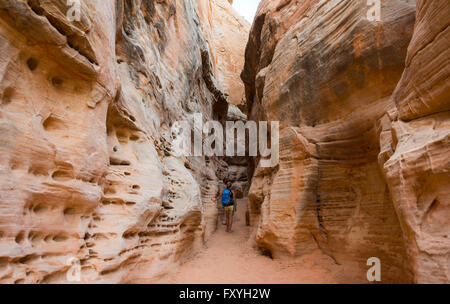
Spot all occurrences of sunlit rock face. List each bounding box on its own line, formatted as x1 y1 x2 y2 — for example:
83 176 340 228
242 0 422 283
0 0 248 283
198 0 250 107
379 0 450 284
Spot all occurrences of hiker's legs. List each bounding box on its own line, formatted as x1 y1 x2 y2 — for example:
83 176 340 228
225 210 229 231
222 208 226 225
226 208 233 232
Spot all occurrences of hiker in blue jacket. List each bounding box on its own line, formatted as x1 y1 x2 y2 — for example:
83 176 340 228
217 182 236 233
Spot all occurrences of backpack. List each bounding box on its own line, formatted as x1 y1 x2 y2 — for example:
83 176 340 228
221 189 232 206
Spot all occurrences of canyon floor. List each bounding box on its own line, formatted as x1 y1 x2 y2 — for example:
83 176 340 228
163 199 343 284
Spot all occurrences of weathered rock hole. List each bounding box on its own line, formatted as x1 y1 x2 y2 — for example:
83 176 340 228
100 268 117 276
162 201 174 210
18 254 38 264
15 232 25 244
28 232 43 243
53 235 68 242
51 77 63 88
132 185 140 190
26 58 38 71
32 204 48 214
43 116 65 131
113 146 119 152
184 162 192 170
124 172 131 176
10 161 22 171
258 247 273 259
109 158 119 165
63 208 76 215
109 158 131 166
2 87 14 104
52 170 72 181
123 232 136 239
104 187 116 195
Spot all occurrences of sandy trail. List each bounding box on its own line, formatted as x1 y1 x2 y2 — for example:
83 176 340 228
164 199 341 284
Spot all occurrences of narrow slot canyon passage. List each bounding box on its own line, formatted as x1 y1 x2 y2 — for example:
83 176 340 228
164 199 341 284
162 0 450 284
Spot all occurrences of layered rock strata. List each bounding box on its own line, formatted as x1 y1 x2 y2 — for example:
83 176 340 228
241 0 439 283
379 0 450 283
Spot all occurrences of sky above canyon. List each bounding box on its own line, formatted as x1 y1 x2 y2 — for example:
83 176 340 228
233 0 261 23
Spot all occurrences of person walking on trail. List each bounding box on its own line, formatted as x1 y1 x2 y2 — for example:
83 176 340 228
218 183 236 233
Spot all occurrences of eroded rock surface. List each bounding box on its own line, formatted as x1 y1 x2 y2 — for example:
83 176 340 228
0 0 248 283
199 0 250 107
242 0 434 283
380 0 450 283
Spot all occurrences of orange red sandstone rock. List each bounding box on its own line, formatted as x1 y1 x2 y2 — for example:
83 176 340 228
198 0 250 107
243 0 449 284
380 0 450 283
242 0 424 283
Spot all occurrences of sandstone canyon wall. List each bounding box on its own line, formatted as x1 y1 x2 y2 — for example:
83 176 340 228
242 0 448 283
379 0 450 283
0 0 248 283
199 0 250 107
